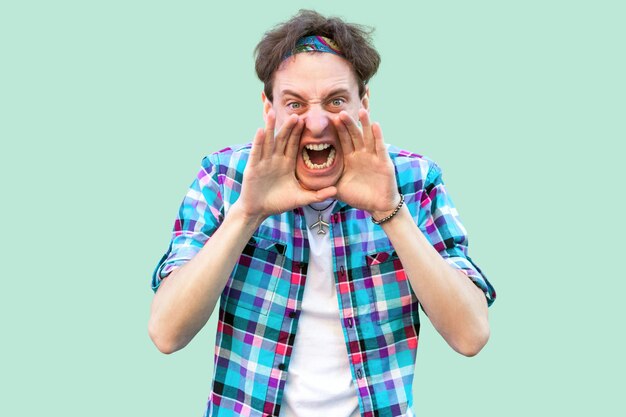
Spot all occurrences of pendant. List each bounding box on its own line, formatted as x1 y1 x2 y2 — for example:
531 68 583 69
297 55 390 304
309 211 329 235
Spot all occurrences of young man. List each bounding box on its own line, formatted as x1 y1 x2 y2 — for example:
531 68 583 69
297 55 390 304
149 9 496 417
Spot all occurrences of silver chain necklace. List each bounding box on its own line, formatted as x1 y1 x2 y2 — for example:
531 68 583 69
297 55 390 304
307 200 336 235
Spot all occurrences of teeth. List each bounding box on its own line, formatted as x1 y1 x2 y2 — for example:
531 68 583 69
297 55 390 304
303 147 336 170
305 143 331 151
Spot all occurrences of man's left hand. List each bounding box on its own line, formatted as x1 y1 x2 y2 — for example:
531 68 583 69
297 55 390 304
333 109 401 220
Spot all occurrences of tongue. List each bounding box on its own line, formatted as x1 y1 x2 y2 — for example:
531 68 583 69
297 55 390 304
308 148 331 164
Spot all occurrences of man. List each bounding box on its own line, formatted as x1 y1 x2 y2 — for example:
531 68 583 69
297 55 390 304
149 9 496 417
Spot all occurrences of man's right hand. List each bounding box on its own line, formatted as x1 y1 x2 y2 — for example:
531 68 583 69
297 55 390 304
235 109 337 224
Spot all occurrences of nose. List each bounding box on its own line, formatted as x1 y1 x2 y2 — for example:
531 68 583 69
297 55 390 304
303 105 330 137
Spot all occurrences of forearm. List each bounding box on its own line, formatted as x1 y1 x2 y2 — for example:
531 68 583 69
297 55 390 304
376 204 490 356
148 203 265 354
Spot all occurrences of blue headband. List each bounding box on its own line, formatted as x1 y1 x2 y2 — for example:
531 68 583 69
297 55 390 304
283 35 344 60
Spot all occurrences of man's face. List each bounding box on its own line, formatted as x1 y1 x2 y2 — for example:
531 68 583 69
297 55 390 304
263 52 369 191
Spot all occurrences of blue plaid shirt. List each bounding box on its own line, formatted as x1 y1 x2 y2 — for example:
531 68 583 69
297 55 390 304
152 143 496 417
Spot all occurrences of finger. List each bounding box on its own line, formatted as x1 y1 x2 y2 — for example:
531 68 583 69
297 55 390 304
359 109 375 153
314 186 338 202
297 185 338 207
340 111 365 150
372 122 387 155
262 109 276 159
249 128 265 163
332 114 354 154
285 117 304 160
275 114 298 156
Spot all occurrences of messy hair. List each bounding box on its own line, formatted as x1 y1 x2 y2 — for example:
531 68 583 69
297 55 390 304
254 9 381 101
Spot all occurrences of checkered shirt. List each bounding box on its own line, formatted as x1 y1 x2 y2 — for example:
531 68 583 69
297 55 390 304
151 143 496 417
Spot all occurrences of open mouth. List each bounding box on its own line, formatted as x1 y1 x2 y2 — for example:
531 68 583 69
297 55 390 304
302 143 336 170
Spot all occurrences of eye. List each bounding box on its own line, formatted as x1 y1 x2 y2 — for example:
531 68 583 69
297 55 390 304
287 102 302 110
330 98 345 107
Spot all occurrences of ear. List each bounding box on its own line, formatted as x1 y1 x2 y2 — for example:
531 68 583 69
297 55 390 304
262 91 272 123
360 86 370 111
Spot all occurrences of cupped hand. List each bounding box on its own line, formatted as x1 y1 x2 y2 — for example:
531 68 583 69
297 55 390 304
236 110 337 223
333 109 401 220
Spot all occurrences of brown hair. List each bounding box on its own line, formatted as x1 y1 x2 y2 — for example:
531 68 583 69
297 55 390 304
254 9 381 102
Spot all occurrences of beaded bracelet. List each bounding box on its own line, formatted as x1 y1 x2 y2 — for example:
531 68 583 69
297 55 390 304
371 194 405 225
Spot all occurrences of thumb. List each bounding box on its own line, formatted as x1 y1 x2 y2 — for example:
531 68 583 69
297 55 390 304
298 186 338 206
314 186 338 201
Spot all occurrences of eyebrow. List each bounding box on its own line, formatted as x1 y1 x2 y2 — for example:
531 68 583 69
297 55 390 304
279 88 352 101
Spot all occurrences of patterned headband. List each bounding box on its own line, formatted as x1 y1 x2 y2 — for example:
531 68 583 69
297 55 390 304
283 35 344 60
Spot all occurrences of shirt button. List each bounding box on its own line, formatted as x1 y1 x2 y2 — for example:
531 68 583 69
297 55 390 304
288 311 297 318
356 369 363 379
333 213 339 222
278 363 286 371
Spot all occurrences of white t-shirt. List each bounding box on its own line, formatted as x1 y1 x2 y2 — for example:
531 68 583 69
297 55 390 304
278 200 360 417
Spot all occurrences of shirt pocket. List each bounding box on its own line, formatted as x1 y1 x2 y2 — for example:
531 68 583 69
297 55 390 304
224 235 286 316
365 248 419 324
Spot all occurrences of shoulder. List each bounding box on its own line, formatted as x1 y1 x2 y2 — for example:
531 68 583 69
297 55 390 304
386 144 441 188
199 143 252 173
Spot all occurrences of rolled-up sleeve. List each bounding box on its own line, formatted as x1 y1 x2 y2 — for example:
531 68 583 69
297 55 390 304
151 154 224 293
418 161 496 307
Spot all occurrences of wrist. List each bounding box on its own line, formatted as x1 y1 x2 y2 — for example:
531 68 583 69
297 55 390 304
228 201 267 229
370 193 404 225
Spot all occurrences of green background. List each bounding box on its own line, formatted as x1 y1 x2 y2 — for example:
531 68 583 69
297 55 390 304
2 0 624 415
